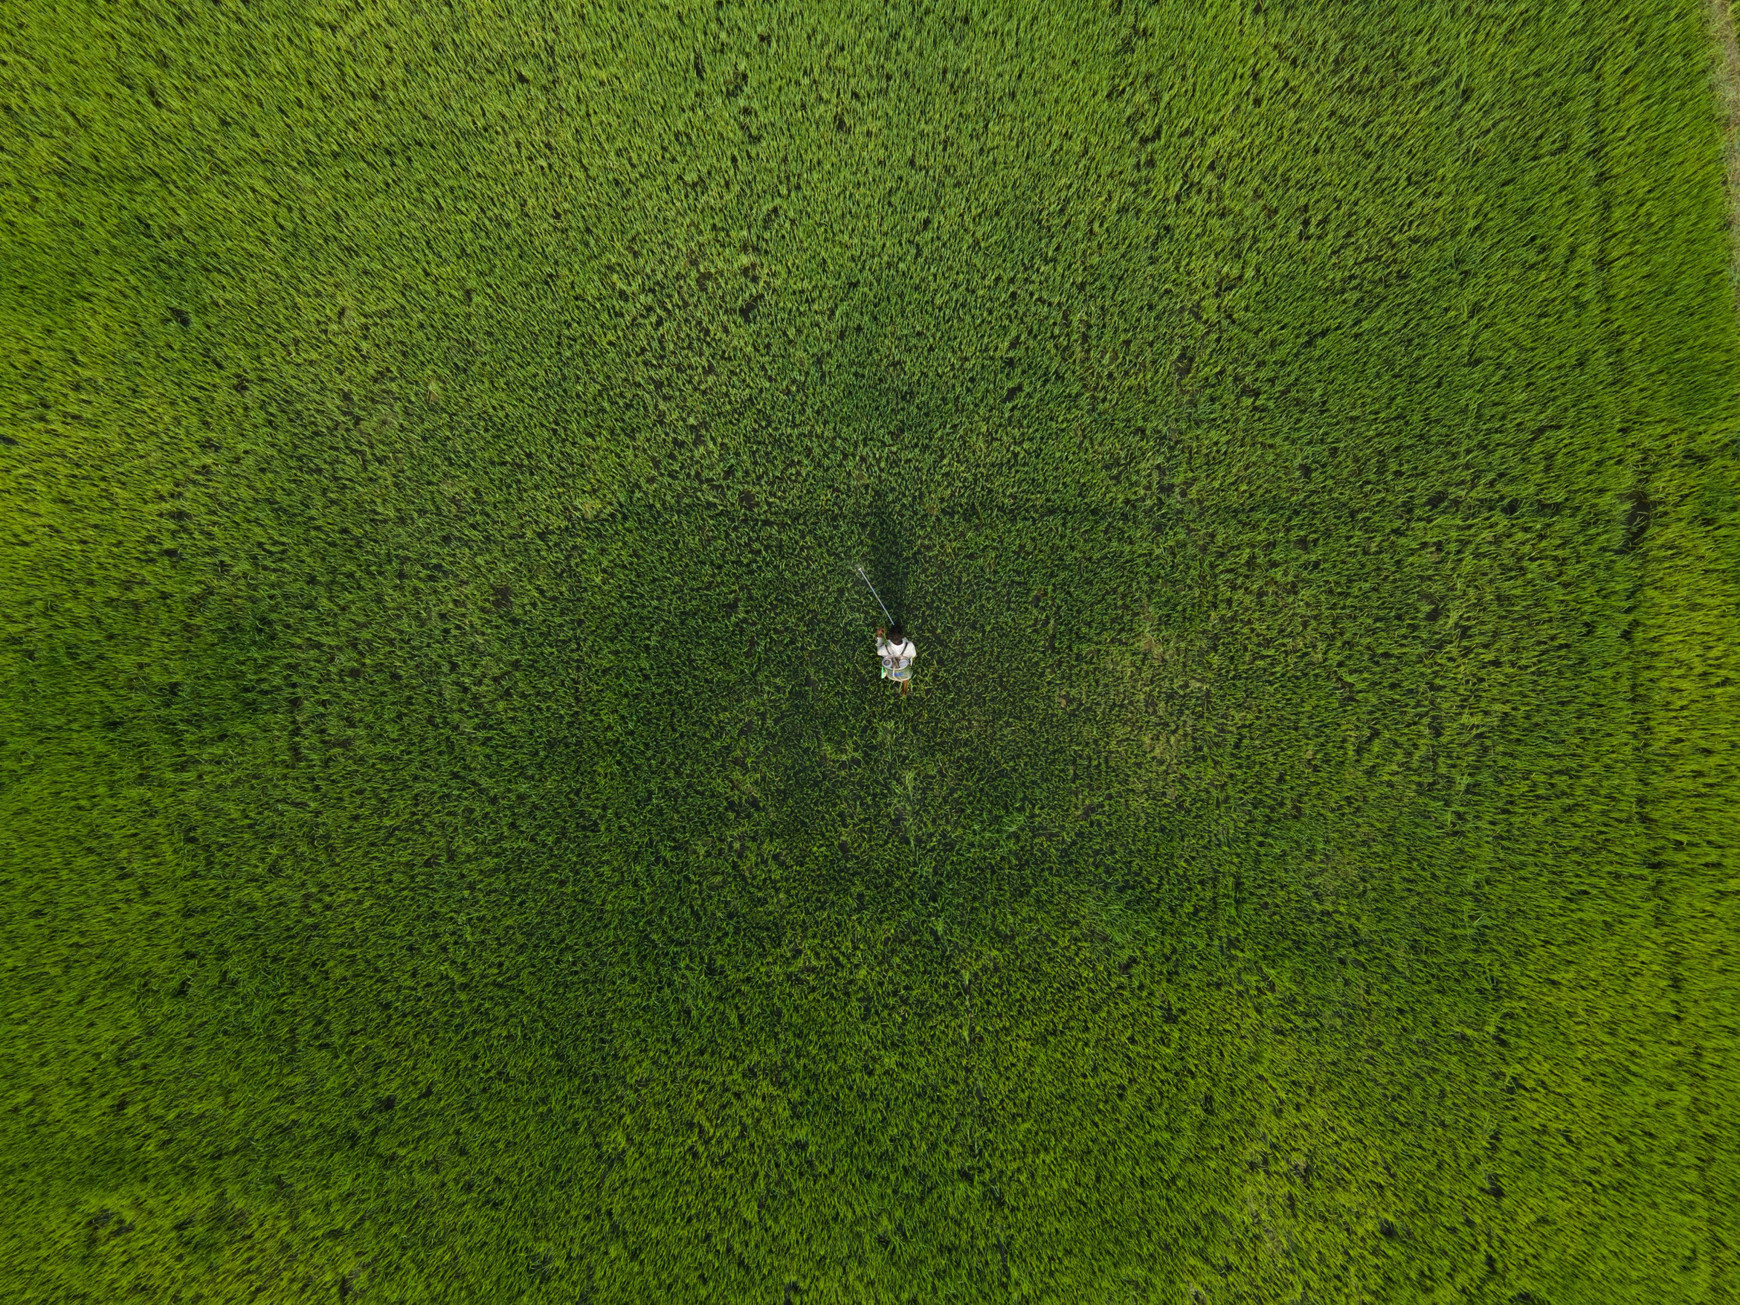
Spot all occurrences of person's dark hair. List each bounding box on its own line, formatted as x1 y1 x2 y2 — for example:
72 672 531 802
888 623 905 643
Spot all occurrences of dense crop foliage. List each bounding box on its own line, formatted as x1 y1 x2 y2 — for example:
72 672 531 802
4 0 1738 1300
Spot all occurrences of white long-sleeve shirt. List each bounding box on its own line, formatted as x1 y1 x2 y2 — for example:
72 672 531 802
875 636 916 673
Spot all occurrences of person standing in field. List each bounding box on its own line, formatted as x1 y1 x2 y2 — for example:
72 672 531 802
875 623 917 697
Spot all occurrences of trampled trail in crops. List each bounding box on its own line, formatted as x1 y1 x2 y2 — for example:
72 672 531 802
2 1 1737 1301
1708 0 1740 301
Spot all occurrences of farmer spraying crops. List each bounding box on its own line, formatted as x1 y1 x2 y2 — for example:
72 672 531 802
875 623 918 697
854 565 916 697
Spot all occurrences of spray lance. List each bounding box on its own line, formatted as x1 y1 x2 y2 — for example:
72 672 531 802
854 565 895 627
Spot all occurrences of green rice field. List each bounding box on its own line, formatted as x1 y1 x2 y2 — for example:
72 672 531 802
3 0 1738 1300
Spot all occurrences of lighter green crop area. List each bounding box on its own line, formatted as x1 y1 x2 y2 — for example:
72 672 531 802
3 0 1738 1301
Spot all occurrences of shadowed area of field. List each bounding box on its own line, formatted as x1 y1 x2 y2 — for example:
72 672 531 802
2 0 1736 1301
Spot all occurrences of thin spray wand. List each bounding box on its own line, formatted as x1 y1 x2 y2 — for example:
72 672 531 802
854 565 895 627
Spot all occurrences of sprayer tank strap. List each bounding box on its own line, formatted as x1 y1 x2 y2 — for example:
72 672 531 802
877 638 916 669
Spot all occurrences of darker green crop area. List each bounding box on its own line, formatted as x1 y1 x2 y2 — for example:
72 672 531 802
3 0 1738 1300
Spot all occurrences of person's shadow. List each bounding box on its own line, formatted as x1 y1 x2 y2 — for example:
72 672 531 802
863 486 913 629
